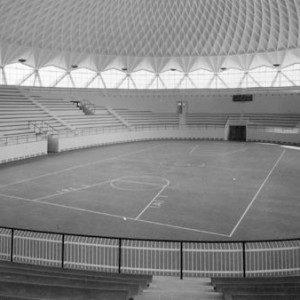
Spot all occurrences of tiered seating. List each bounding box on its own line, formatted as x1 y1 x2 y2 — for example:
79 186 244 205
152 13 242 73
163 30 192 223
185 113 237 126
211 276 300 300
185 113 300 129
246 113 300 128
0 260 152 300
31 95 83 117
0 87 69 143
113 109 179 127
61 106 127 131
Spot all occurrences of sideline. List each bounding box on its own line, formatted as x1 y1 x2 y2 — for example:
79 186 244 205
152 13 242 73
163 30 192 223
0 144 162 189
0 191 229 237
229 150 286 237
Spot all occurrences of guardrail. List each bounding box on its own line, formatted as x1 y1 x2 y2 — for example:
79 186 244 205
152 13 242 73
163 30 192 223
0 124 225 147
56 125 131 138
28 120 58 135
0 134 46 147
56 124 225 138
0 226 299 278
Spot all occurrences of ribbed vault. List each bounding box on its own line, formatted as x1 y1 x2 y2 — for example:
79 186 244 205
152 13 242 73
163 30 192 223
1 0 300 72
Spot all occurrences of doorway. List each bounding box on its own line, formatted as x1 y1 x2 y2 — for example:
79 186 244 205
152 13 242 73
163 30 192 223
229 126 246 141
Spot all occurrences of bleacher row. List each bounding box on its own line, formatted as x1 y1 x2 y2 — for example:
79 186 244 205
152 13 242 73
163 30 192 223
1 86 300 147
0 261 299 300
211 276 300 300
0 260 152 300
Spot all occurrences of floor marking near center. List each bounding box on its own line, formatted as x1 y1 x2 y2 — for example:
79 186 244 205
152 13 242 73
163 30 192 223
189 145 199 154
0 144 163 189
135 179 170 220
34 180 111 201
229 150 286 237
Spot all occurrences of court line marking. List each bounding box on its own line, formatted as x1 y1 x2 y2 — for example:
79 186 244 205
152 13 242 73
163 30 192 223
0 144 162 189
281 145 300 151
0 193 31 201
202 164 266 173
189 145 199 154
229 149 286 237
130 218 230 237
218 147 248 156
0 192 229 237
189 145 248 156
135 179 170 220
117 158 159 165
34 180 111 201
0 193 128 220
113 179 164 187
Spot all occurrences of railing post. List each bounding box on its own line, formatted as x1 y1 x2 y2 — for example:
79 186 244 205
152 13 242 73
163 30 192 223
61 234 65 269
118 238 122 274
242 241 246 278
180 241 183 280
10 228 14 262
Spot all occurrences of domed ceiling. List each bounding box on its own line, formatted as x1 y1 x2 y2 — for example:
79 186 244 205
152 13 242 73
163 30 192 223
0 0 300 72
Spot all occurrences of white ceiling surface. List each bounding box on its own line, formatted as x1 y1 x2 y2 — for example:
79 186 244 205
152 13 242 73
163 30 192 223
1 0 300 72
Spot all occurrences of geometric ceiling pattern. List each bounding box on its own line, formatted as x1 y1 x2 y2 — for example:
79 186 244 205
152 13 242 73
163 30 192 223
2 63 300 89
1 0 300 73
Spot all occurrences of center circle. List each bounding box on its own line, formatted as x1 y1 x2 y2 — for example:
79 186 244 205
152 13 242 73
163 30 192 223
110 175 169 191
160 160 205 168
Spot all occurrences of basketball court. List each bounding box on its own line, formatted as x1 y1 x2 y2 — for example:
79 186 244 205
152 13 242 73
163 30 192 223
0 140 299 241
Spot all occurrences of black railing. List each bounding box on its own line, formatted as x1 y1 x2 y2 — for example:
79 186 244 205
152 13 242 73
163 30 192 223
0 225 299 279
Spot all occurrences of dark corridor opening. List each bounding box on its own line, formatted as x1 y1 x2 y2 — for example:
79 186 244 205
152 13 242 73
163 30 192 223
229 126 246 141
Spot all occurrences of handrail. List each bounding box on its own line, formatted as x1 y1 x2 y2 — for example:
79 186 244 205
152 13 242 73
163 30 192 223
0 224 298 244
0 133 46 147
28 120 58 135
247 124 300 133
71 99 95 114
56 124 225 139
0 225 299 279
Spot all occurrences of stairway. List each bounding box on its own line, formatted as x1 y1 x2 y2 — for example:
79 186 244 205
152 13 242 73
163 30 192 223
135 276 222 300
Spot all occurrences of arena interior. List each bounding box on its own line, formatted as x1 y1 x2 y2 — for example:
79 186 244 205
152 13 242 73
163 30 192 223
0 0 300 299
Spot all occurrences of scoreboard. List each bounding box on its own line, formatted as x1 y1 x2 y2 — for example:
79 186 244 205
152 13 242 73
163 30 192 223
233 94 253 102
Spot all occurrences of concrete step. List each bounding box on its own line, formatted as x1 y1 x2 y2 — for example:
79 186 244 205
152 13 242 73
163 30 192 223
0 281 129 300
135 276 222 300
0 271 140 299
0 261 150 289
0 294 39 300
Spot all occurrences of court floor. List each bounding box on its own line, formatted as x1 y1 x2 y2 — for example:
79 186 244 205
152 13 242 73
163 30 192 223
0 140 299 241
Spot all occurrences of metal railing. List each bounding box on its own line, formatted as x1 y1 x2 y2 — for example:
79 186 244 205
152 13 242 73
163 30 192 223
28 120 58 135
56 125 130 138
55 124 225 139
0 226 299 278
0 134 46 147
71 99 95 115
247 124 300 134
